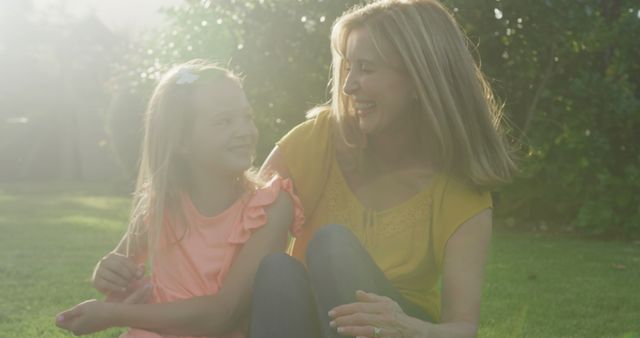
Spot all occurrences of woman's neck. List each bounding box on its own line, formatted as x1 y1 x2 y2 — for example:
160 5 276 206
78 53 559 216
185 165 243 217
366 114 423 167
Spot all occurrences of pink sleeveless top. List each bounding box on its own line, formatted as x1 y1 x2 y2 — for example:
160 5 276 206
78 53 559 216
121 177 304 338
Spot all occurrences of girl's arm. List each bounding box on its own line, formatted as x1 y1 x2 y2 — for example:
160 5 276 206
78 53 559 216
58 191 294 336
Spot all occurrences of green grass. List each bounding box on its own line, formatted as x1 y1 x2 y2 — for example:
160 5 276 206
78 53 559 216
1 183 639 337
0 183 130 338
480 230 640 338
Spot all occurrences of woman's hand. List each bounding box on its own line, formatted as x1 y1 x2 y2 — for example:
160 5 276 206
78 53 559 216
328 290 430 338
92 252 144 296
55 284 152 335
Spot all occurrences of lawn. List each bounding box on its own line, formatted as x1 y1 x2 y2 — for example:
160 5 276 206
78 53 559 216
0 183 638 338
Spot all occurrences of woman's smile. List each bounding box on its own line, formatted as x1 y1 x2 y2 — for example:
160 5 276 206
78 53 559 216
354 99 376 117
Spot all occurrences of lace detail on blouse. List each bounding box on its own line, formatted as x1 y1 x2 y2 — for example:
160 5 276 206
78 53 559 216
325 158 436 249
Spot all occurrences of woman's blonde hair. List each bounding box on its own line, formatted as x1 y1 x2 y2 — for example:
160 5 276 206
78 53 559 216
310 0 516 189
125 59 262 258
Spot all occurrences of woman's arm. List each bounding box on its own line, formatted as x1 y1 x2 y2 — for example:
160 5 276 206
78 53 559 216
259 145 291 179
57 192 294 336
426 208 492 337
327 209 492 338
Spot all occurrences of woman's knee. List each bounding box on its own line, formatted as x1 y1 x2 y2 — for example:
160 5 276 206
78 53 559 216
254 253 306 292
306 224 358 271
250 254 319 337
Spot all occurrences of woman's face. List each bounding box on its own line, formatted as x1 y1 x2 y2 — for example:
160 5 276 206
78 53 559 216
184 79 258 176
342 26 416 136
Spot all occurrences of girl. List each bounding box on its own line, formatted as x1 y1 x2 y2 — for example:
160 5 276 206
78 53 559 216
251 0 516 337
55 59 304 337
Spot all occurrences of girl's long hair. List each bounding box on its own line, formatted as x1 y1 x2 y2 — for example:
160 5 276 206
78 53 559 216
125 59 263 259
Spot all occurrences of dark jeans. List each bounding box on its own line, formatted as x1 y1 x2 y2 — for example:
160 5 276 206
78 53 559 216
248 224 432 338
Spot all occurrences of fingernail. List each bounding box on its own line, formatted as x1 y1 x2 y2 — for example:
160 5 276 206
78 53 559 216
328 310 335 317
329 321 336 328
57 315 64 322
337 327 344 333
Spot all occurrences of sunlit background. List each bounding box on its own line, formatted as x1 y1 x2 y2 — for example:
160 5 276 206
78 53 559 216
30 0 180 31
0 0 179 181
0 0 639 336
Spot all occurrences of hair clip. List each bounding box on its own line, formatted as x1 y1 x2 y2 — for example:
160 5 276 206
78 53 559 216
176 68 199 85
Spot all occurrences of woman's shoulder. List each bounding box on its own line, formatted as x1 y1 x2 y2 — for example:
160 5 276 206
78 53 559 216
430 172 492 228
432 173 492 204
273 110 335 213
430 173 493 267
276 108 333 148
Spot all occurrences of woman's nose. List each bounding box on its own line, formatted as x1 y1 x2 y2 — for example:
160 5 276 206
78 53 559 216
342 71 359 96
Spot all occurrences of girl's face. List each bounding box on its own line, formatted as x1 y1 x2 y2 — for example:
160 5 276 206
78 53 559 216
342 27 416 136
184 79 258 176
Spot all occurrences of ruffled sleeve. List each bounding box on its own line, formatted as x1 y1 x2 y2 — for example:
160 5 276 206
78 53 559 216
229 176 305 244
216 176 305 285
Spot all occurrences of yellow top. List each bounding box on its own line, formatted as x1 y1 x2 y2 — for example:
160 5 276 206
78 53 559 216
276 110 492 321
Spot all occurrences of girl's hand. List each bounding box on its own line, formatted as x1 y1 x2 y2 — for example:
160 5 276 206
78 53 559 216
328 290 430 338
55 284 152 335
92 252 144 296
55 300 114 335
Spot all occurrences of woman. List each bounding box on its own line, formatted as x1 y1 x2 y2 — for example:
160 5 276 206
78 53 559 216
250 0 516 337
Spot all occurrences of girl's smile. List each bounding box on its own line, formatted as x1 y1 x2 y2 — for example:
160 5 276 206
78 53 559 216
186 80 259 177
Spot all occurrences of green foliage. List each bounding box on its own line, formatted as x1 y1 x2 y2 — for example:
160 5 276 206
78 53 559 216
107 0 640 237
450 0 640 237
